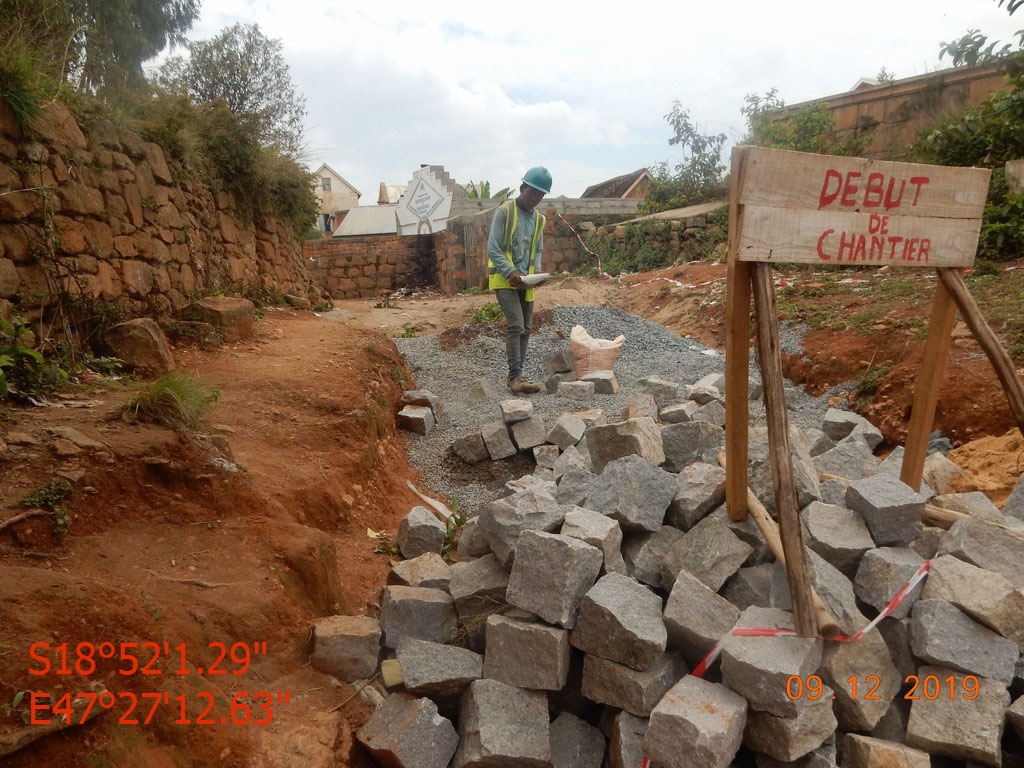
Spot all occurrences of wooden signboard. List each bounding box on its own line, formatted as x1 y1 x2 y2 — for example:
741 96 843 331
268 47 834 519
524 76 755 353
722 146 1024 639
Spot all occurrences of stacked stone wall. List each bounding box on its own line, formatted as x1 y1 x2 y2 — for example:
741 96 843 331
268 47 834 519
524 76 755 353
307 233 446 299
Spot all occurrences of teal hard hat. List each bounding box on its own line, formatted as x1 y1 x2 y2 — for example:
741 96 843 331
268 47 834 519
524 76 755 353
522 166 552 195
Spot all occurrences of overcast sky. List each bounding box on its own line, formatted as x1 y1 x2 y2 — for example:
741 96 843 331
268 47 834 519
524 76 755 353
182 0 1023 200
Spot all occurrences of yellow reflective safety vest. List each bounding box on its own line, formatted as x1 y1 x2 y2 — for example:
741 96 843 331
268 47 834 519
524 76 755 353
488 200 545 302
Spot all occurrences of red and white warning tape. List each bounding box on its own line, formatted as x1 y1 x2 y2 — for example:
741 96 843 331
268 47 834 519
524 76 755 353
639 559 931 768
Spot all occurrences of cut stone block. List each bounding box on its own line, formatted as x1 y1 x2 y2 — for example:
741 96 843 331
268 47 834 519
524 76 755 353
561 506 627 575
749 426 822 513
843 734 929 768
506 531 603 628
1005 473 1024 521
693 372 726 391
581 651 686 717
660 402 699 424
819 478 849 507
640 377 681 405
586 417 665 471
768 552 866 637
845 474 925 546
922 452 965 495
544 347 574 375
499 398 533 423
389 553 451 590
187 296 254 342
380 586 457 649
667 461 726 530
311 615 381 682
511 415 547 450
456 517 490 559
448 554 509 637
813 434 880 481
878 617 916 682
688 385 721 405
483 614 570 690
937 516 1024 587
401 390 443 419
480 420 516 460
469 377 501 400
103 318 174 373
609 711 648 768
569 573 667 671
801 501 874 579
397 637 482 698
867 701 909 744
909 527 943 559
622 526 685 590
552 444 591 479
906 665 1009 766
932 491 1004 524
398 405 435 435
908 599 1017 684
557 467 597 507
558 380 596 401
662 421 726 472
547 412 586 450
722 564 775 611
806 428 835 458
744 688 837 762
664 568 741 665
398 506 447 559
713 507 773 565
453 432 489 464
643 675 747 768
546 371 576 393
582 370 619 394
720 607 822 717
584 454 676 533
1008 694 1024 742
574 408 608 428
692 399 727 427
453 679 550 768
549 712 605 768
533 444 559 469
820 628 899 730
853 548 925 620
922 553 1024 648
477 489 564 566
505 472 555 497
357 693 458 768
822 407 883 449
664 515 753 592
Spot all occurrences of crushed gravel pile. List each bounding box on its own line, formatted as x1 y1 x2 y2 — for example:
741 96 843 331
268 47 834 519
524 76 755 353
396 305 836 515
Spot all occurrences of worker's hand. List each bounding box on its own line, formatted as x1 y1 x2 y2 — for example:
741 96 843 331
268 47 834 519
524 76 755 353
509 271 525 288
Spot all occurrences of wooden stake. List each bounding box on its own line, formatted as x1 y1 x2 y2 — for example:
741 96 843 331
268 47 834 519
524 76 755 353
937 267 1024 436
725 146 752 521
901 276 959 491
750 262 817 638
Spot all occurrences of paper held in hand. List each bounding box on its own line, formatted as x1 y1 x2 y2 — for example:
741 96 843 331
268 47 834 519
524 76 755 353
518 272 550 286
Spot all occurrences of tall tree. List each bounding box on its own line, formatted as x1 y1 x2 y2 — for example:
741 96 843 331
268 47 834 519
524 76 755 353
159 23 306 154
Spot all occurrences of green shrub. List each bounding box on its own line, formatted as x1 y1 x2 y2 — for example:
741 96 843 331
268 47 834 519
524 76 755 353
0 316 66 402
125 373 220 431
470 302 503 324
0 46 46 135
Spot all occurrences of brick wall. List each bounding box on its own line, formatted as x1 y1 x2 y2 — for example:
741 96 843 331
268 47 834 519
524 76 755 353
306 233 445 299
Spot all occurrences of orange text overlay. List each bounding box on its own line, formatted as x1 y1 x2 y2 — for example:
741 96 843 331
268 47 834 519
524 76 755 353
29 690 290 727
787 673 979 701
29 641 269 677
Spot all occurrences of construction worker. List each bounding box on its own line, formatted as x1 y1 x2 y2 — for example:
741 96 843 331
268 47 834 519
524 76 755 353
487 166 551 394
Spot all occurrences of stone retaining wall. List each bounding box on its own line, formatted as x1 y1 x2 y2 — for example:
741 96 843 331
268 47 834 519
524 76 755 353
307 233 446 299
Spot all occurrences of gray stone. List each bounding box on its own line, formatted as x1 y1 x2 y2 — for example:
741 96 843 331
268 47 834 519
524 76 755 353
561 506 627 575
609 711 648 768
556 467 597 507
398 506 447 559
721 607 822 717
397 638 482 698
533 444 559 469
662 421 726 473
622 393 659 423
499 398 533 423
357 693 458 768
506 531 603 628
549 712 605 768
401 389 443 419
908 599 1017 684
558 380 596 401
398 405 435 435
937 516 1024 587
552 444 592 479
806 428 836 458
510 415 547 450
667 461 727 530
582 370 619 394
505 472 556 497
755 739 837 768
692 400 727 427
585 454 676 533
570 573 667 671
809 551 868 637
713 506 774 566
1005 473 1024 521
380 586 457 649
932 491 1007 526
922 452 965 495
802 502 875 579
483 614 570 690
905 665 1009 766
866 702 909 744
922 553 1024 649
846 475 926 546
533 466 554 481
843 734 929 768
813 434 880 481
688 385 722 405
573 408 608 428
456 517 491 558
546 371 576 393
821 625 900 730
664 515 753 592
640 377 682 405
311 615 381 682
547 412 586 450
643 675 747 768
744 689 837 762
1008 694 1024 742
453 432 490 464
693 372 726 391
722 564 775 611
622 526 685 589
822 408 883 449
480 420 516 460
389 553 452 590
544 347 574 375
664 568 741 665
587 417 665 471
749 426 822 513
453 679 550 768
660 402 699 424
478 489 564 566
909 526 944 559
878 617 916 682
448 554 509 635
819 478 849 507
469 377 501 400
853 548 925 620
582 651 686 717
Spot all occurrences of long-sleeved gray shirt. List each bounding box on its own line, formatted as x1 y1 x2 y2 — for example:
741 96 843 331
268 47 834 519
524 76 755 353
487 202 543 278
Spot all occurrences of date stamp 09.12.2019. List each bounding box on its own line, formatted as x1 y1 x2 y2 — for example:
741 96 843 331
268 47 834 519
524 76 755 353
787 673 980 702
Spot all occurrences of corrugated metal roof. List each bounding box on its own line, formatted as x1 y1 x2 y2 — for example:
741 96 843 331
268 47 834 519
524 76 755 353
333 205 398 236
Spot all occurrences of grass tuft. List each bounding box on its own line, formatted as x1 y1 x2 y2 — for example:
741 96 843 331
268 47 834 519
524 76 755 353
125 373 220 431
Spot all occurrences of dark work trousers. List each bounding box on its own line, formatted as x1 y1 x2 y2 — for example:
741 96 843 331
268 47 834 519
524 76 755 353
495 288 534 379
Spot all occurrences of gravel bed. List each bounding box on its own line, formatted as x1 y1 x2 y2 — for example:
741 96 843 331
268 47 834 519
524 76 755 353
396 305 836 516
